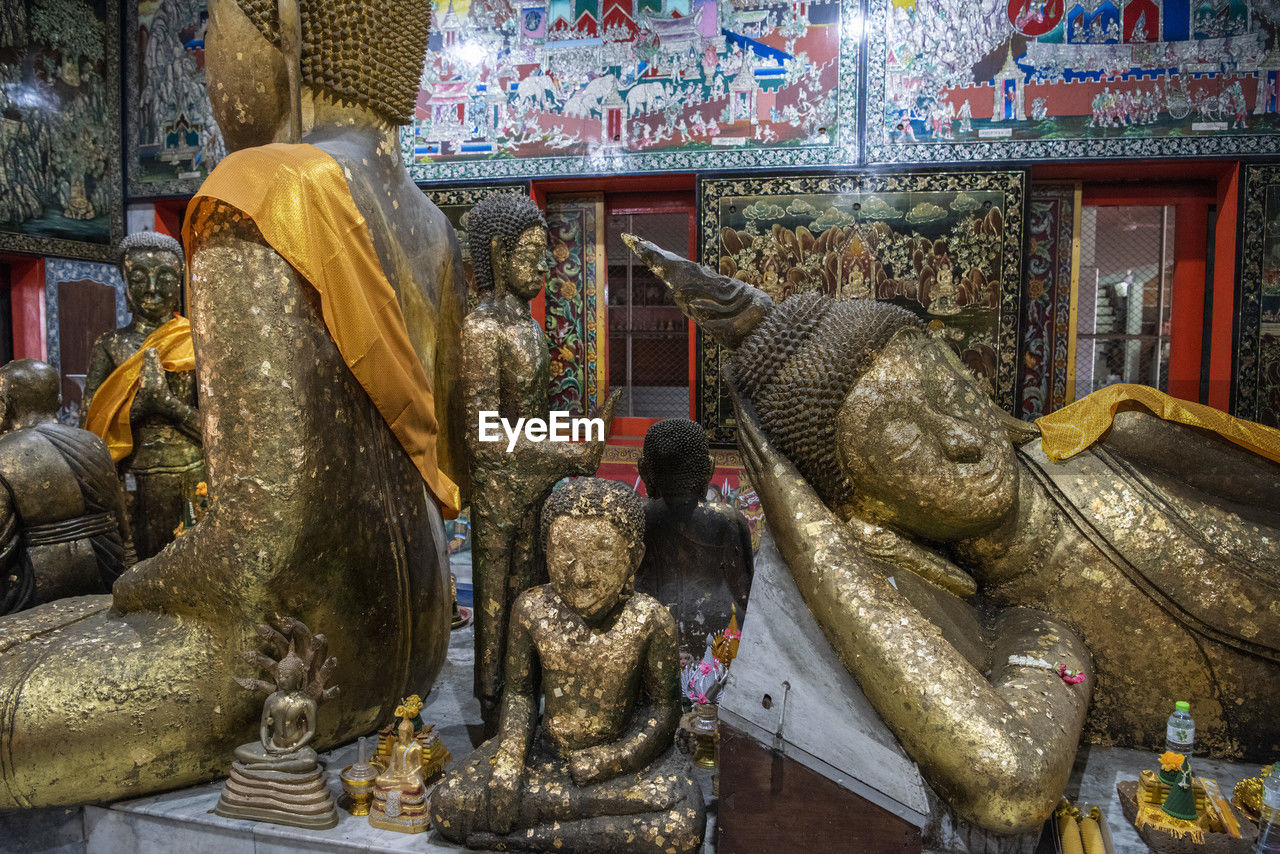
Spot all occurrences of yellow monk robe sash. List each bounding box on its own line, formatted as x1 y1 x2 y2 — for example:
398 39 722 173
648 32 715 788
84 316 195 462
183 143 461 515
1036 383 1280 465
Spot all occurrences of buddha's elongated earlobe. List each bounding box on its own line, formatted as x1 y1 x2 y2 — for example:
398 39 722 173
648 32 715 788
277 0 302 143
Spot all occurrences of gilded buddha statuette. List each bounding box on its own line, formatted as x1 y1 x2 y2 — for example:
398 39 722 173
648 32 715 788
626 234 1280 838
461 192 618 734
636 417 753 660
368 716 431 833
83 232 204 560
0 359 133 613
0 0 464 808
215 619 339 829
430 477 706 853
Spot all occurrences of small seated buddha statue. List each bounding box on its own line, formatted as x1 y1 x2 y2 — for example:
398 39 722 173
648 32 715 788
636 417 754 660
369 715 431 833
215 619 339 829
429 477 706 853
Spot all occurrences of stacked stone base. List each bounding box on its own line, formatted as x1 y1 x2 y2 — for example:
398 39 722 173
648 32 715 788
214 760 339 829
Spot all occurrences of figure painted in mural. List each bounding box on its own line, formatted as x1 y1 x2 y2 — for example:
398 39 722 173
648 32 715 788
626 235 1280 837
636 417 753 660
430 478 706 854
0 0 468 808
462 192 619 735
83 232 204 560
215 619 339 829
0 359 133 615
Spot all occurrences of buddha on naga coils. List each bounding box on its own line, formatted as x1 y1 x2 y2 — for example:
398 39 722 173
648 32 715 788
625 235 1280 836
0 0 466 808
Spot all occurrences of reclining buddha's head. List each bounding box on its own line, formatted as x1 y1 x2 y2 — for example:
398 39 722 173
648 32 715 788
624 235 1019 542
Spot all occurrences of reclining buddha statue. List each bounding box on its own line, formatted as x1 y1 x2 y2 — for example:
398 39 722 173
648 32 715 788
625 235 1280 837
0 0 466 808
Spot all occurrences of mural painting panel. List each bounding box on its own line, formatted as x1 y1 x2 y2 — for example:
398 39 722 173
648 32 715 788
0 0 123 260
1020 182 1080 419
699 171 1026 443
127 0 225 197
1235 163 1280 427
867 0 1280 163
545 195 608 416
402 0 857 181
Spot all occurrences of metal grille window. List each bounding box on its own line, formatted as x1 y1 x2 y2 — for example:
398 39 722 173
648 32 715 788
605 211 691 420
1074 205 1176 398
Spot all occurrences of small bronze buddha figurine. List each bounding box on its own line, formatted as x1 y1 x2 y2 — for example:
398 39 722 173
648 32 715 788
216 619 339 829
83 231 204 559
0 359 133 614
429 477 706 853
636 418 753 660
462 192 618 734
626 234 1280 838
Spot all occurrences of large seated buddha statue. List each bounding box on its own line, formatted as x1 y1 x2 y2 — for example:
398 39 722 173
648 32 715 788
0 0 466 808
625 235 1280 837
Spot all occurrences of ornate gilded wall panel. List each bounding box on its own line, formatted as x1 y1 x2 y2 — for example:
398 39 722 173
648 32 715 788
866 0 1280 164
1020 182 1080 419
699 170 1026 443
126 0 225 198
544 195 608 416
400 0 858 180
0 0 123 260
1235 163 1280 427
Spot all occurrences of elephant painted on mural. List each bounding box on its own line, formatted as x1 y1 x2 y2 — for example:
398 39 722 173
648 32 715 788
627 81 669 116
564 74 620 118
515 73 560 109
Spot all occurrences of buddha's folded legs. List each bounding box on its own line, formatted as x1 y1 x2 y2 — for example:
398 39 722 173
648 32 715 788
431 738 705 854
0 597 250 809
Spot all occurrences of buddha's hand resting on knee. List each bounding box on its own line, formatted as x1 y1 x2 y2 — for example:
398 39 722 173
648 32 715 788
568 745 612 787
487 754 523 835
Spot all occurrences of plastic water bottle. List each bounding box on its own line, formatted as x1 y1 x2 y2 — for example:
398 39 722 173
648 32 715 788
1256 765 1280 854
1165 700 1195 755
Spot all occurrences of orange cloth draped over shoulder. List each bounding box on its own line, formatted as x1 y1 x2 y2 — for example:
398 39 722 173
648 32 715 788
183 143 461 515
84 316 195 462
1036 383 1280 465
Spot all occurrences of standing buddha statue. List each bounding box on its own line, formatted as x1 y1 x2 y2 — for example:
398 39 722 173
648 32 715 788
461 192 618 735
83 231 204 559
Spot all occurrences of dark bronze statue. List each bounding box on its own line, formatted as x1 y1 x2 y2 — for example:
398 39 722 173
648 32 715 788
430 477 706 853
636 418 753 659
626 234 1280 837
0 359 133 614
83 231 204 559
462 192 618 734
0 0 465 808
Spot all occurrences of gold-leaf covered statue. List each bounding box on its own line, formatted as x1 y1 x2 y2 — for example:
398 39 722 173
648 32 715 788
0 0 465 808
430 478 706 853
625 234 1280 837
82 232 204 560
0 359 134 613
368 714 431 833
215 619 339 829
461 192 618 734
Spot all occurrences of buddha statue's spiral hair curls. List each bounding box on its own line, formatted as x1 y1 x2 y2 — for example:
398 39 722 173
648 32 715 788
467 193 547 292
231 0 431 125
640 418 713 501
